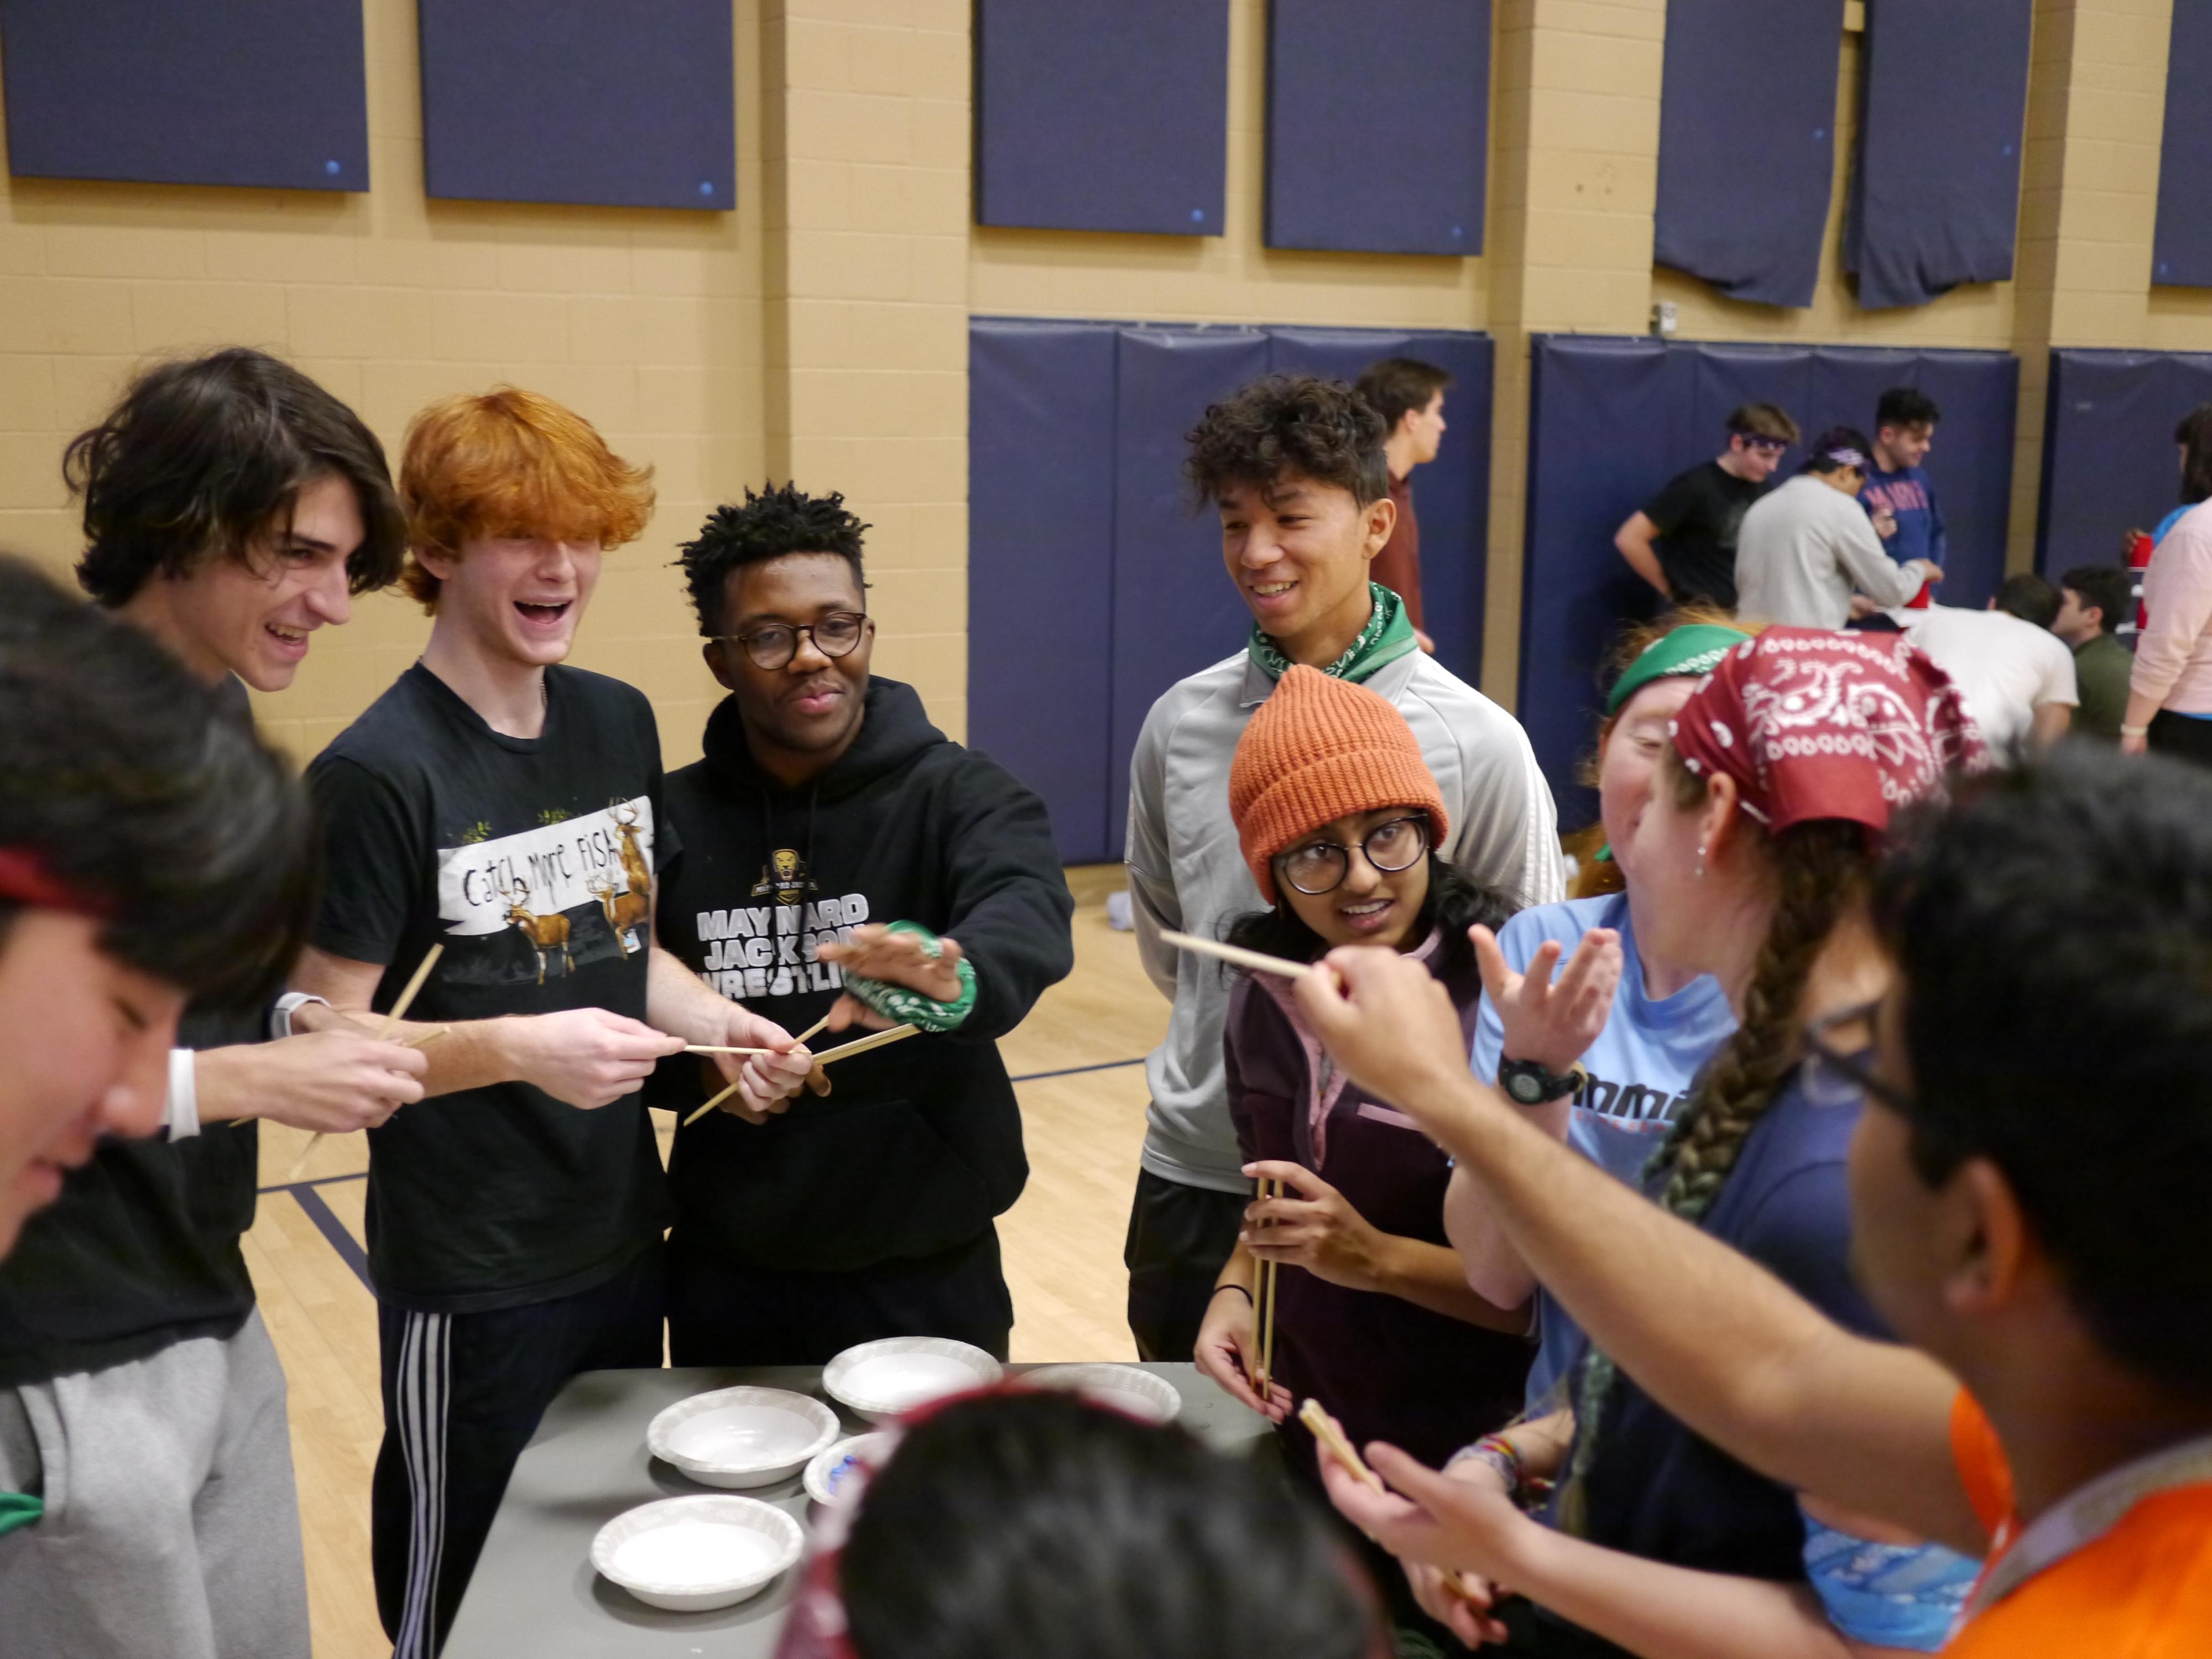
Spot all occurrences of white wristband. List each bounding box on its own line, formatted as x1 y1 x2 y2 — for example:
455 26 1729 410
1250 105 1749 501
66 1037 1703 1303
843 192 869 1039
270 992 331 1040
164 1048 201 1140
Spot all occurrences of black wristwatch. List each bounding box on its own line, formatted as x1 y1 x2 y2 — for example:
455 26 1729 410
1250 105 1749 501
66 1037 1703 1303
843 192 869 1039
1498 1057 1581 1106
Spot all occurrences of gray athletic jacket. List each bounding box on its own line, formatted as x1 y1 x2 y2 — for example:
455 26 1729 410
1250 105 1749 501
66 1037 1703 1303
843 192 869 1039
1126 648 1564 1194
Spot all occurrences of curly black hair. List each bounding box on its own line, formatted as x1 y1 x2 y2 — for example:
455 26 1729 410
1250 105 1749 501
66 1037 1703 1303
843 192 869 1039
675 482 871 635
1185 374 1389 508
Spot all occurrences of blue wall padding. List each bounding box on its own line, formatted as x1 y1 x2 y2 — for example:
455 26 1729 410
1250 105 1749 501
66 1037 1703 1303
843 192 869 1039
967 321 1121 866
968 318 1494 864
1653 0 1844 308
1265 0 1489 256
2037 349 2212 576
2153 3 2212 286
975 0 1229 236
1106 328 1274 857
1521 335 2018 828
1844 0 2032 310
417 0 733 210
0 0 367 191
1266 328 1494 682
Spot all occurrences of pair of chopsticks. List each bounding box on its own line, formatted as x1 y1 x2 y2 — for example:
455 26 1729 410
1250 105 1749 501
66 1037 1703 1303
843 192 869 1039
679 1016 922 1127
285 942 444 1182
1253 1175 1281 1397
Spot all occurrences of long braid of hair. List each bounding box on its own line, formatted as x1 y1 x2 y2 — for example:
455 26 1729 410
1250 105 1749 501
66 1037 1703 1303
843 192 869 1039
1558 817 1870 1536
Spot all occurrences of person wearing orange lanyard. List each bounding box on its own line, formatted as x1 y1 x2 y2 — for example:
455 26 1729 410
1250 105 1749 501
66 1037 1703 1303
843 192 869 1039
1300 706 2212 1650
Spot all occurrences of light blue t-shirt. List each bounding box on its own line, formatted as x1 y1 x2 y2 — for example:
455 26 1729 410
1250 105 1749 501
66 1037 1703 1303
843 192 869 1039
1471 893 1737 1406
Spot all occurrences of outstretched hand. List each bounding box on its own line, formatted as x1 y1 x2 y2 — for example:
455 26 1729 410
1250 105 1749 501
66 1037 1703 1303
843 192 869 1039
1472 925 1621 1076
1291 947 1487 1139
816 925 966 1032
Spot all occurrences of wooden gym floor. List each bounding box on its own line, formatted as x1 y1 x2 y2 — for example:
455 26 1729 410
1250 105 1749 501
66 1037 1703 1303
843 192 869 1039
247 869 1163 1658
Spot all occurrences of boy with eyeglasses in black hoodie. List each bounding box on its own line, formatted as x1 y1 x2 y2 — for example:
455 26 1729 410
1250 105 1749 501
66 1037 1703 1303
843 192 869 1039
655 484 1075 1363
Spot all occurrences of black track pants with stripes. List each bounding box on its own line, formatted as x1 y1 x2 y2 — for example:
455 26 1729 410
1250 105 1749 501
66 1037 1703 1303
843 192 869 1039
371 1242 664 1658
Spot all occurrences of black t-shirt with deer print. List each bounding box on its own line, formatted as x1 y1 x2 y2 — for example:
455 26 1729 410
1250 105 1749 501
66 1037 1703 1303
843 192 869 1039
308 662 677 1314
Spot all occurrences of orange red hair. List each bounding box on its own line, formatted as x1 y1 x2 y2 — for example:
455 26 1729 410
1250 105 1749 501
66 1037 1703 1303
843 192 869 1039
398 387 654 611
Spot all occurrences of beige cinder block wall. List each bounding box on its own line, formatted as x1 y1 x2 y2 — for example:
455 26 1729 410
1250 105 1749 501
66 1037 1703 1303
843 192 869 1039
8 0 2212 752
0 0 770 768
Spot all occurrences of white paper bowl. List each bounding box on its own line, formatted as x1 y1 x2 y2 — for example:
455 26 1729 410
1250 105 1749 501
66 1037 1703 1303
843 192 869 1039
803 1431 894 1507
822 1337 1004 1423
647 1386 842 1490
1020 1363 1183 1424
590 1494 802 1613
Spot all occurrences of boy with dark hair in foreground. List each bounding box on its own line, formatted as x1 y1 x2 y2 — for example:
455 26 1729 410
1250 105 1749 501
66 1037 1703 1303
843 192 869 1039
1124 373 1559 1364
1307 748 2212 1655
655 482 1073 1364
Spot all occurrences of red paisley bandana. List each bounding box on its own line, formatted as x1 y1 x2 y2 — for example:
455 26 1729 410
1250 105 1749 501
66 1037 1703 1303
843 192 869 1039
1668 628 1987 834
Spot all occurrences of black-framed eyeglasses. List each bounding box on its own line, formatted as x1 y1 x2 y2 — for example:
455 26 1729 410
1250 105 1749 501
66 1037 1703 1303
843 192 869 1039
1802 999 1914 1114
1276 816 1430 896
709 611 868 670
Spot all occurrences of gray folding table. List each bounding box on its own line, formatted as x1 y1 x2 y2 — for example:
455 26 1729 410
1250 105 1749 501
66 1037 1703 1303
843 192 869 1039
442 1362 1271 1659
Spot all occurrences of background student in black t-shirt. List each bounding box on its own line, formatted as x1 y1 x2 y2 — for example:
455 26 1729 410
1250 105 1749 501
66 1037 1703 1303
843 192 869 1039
0 352 429 1659
1613 403 1800 611
291 392 812 1659
654 484 1073 1364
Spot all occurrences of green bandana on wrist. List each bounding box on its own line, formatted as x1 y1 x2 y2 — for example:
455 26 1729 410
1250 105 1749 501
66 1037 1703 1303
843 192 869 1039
1248 582 1419 685
1604 623 1752 716
0 1493 41 1537
839 920 977 1033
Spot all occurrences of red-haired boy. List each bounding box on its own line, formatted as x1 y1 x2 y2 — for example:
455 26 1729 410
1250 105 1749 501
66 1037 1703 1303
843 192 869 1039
293 389 811 1658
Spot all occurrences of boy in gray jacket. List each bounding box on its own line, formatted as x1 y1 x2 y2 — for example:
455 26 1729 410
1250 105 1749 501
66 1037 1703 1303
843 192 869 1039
1122 374 1562 1361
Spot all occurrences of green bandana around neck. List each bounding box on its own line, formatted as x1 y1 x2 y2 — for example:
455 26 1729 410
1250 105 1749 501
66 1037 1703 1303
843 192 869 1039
1248 582 1418 686
0 1493 41 1537
1604 623 1752 716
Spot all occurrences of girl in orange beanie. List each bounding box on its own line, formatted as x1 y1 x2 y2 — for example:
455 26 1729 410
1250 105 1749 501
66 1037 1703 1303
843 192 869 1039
1194 666 1533 1639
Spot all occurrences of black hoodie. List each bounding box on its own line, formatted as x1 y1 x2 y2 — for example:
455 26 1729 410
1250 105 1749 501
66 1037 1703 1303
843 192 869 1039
655 677 1074 1272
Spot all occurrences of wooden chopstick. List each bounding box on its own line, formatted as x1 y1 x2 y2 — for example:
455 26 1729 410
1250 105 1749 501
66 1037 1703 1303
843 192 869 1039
810 1022 919 1066
402 1026 450 1051
287 942 445 1181
679 1021 922 1128
1255 1175 1279 1397
1160 930 1314 980
789 1013 833 1047
1299 1398 1386 1493
681 1045 779 1056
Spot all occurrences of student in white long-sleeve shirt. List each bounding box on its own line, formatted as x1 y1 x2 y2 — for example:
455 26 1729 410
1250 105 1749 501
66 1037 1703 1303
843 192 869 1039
1734 427 1941 629
1123 373 1562 1365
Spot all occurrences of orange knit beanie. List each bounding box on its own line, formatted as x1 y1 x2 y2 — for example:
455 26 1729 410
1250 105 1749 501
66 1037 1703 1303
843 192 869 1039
1229 665 1449 904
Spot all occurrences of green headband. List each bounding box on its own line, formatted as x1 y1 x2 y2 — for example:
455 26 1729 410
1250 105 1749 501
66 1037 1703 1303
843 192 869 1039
1605 624 1752 717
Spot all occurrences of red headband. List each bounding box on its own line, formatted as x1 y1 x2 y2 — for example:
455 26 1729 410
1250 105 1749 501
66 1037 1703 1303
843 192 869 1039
1668 629 1986 835
0 847 111 917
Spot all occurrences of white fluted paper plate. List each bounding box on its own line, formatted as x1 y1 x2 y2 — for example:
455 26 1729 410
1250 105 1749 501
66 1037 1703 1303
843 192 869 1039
822 1336 1003 1423
647 1385 841 1490
590 1494 802 1613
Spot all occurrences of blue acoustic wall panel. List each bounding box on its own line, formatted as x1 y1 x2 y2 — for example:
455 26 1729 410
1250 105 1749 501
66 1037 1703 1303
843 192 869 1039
1265 0 1489 255
1521 336 2017 827
1844 0 2032 310
968 320 1120 864
1653 0 1844 307
1266 328 1493 685
2037 349 2212 576
417 0 733 210
976 0 1229 236
0 0 367 191
2153 2 2212 287
1106 328 1273 857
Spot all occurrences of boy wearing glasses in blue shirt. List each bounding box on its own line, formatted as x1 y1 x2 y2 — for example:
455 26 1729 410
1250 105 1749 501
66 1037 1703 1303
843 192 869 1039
1614 403 1801 610
652 483 1074 1366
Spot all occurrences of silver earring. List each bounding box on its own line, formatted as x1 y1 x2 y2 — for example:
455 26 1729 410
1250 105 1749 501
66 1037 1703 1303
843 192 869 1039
1695 843 1708 879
